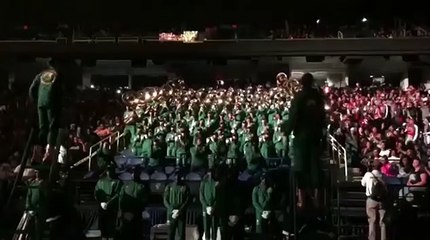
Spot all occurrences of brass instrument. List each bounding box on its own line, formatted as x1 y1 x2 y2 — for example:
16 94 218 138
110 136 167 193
122 76 300 112
276 72 301 96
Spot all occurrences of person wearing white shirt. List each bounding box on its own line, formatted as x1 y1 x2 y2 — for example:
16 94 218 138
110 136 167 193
361 162 386 240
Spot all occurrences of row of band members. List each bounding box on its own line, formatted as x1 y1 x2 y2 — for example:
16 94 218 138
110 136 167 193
92 165 281 240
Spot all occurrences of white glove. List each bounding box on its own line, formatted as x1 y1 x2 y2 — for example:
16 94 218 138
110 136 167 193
228 215 238 226
172 209 179 219
261 211 271 219
206 206 213 215
100 202 108 210
142 211 151 219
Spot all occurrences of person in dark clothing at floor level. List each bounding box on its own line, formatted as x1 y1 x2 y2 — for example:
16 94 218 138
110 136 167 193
216 165 244 240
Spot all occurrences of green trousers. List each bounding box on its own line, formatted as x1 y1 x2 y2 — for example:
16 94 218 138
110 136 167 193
38 106 60 146
255 214 268 234
168 216 186 240
202 212 218 240
98 208 117 238
30 213 45 240
167 144 176 158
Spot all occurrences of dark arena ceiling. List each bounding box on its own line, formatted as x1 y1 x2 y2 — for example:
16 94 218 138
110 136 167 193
0 0 429 28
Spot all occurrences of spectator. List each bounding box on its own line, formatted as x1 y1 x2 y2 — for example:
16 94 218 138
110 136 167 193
361 161 387 240
407 159 428 187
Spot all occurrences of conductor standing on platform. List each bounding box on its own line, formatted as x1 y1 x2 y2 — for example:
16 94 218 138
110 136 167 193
285 73 326 209
29 59 63 163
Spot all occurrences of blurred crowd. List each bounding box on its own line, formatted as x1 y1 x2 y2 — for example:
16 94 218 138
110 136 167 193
2 19 429 41
326 85 430 186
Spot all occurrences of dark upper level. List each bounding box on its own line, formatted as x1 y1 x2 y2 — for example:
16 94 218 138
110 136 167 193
1 38 430 59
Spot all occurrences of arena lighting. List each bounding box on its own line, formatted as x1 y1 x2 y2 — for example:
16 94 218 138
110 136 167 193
361 17 368 23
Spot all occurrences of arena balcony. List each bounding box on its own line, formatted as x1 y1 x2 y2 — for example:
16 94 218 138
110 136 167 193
1 38 430 59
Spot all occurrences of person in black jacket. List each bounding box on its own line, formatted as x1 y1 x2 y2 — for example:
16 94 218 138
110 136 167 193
216 165 244 240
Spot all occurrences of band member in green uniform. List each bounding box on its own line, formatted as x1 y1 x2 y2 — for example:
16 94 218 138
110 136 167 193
199 168 218 240
175 131 188 167
252 175 274 234
163 171 191 240
124 106 138 147
29 60 63 163
97 142 114 173
259 133 276 160
117 170 148 240
25 170 48 240
94 167 121 240
273 127 288 160
166 126 177 158
226 134 241 166
285 73 326 208
190 137 208 172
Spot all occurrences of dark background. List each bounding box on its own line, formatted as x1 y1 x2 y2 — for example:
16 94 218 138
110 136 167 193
0 0 428 30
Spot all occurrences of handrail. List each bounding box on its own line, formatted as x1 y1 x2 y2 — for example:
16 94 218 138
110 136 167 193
328 133 348 181
12 212 31 240
72 130 127 171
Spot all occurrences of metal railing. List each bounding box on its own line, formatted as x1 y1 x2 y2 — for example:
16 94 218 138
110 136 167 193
12 212 31 240
72 131 126 171
328 133 349 181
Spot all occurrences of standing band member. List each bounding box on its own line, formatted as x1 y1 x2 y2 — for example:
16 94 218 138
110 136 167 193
285 73 326 209
29 60 63 163
124 106 138 147
252 174 274 235
200 168 218 240
163 170 191 240
94 167 121 240
25 170 48 240
117 170 148 240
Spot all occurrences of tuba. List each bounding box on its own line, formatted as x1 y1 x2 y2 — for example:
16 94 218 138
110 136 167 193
276 72 301 97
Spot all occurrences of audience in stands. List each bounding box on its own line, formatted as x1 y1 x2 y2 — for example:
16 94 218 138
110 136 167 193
326 84 430 196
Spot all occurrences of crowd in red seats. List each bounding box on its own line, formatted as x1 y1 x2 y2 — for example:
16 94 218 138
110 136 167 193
326 85 430 186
